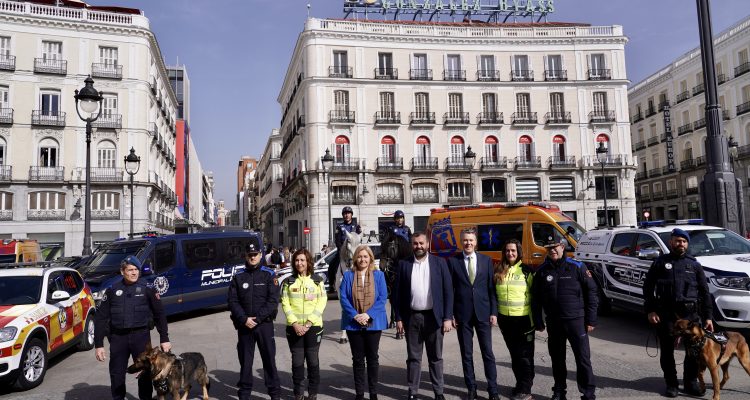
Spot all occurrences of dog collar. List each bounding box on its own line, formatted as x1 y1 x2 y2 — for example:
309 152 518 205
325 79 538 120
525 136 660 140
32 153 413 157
154 378 169 394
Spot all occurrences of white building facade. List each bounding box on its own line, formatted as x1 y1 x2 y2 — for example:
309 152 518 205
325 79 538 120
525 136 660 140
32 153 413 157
629 16 750 225
0 1 178 255
273 18 637 250
257 128 284 247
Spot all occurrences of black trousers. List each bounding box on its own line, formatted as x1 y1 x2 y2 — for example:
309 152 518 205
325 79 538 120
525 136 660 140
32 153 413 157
656 313 700 388
236 322 281 400
455 313 498 395
546 318 596 400
499 314 535 395
108 328 151 400
286 325 323 396
347 329 382 396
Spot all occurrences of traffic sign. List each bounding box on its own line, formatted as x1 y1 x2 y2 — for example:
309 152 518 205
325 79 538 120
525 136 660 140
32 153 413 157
643 211 650 218
303 227 311 234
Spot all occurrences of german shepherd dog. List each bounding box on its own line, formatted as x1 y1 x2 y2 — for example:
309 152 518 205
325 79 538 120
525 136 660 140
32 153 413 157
673 319 750 400
127 344 210 400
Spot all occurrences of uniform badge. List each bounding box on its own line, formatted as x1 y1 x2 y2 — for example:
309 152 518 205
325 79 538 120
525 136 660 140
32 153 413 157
136 286 143 294
292 288 299 292
115 290 123 296
546 275 553 282
242 283 249 289
273 278 279 286
665 263 673 270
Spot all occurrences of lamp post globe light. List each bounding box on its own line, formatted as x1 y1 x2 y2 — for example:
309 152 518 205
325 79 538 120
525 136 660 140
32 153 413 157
464 145 476 204
321 148 335 247
74 76 103 256
596 141 609 227
124 148 141 238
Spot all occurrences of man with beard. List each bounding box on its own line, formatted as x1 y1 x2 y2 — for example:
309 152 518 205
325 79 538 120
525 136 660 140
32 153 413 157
643 228 713 398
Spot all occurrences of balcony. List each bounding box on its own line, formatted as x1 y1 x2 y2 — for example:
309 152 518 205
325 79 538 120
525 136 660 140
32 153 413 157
480 156 508 170
659 100 670 111
662 166 676 175
584 154 626 167
477 70 500 82
332 194 356 205
735 62 750 78
634 141 646 150
478 112 503 125
31 110 65 127
632 112 644 123
34 58 66 75
409 69 433 80
549 156 576 169
329 66 353 78
686 187 700 195
659 133 670 143
0 108 12 125
588 69 611 80
92 209 120 220
693 118 706 130
738 144 750 158
666 189 679 199
374 111 401 125
374 67 398 80
722 110 731 120
29 166 64 181
410 112 436 125
718 73 727 85
0 210 10 221
0 165 11 181
590 110 615 124
413 193 439 204
376 157 403 171
510 70 533 82
545 111 571 125
692 83 705 97
91 63 122 79
447 194 471 205
329 110 355 124
652 191 665 201
27 209 65 221
681 158 696 170
0 54 15 71
676 91 690 104
444 112 470 125
411 157 438 171
377 193 404 205
648 168 662 178
445 157 471 171
696 156 706 166
646 107 657 117
677 123 693 136
511 112 537 125
332 158 363 171
544 70 567 81
515 156 542 169
737 101 750 117
647 136 659 146
92 114 122 129
443 70 466 81
91 167 124 182
635 171 648 180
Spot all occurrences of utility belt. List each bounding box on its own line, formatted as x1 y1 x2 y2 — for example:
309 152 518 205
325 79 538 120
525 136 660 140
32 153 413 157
110 326 149 335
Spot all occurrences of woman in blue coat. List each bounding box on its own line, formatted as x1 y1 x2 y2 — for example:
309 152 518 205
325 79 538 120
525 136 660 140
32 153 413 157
340 244 388 400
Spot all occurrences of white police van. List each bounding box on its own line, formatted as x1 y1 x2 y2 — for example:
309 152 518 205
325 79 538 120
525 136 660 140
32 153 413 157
575 220 750 329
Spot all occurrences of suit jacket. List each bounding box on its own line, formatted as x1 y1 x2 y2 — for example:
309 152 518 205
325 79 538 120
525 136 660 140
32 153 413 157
339 269 389 331
449 252 497 323
392 254 454 327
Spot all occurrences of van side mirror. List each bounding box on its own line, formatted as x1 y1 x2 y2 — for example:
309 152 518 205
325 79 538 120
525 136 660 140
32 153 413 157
636 249 661 260
50 290 70 302
141 262 154 276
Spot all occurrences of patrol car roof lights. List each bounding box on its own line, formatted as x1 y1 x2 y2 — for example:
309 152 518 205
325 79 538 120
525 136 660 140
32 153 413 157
639 219 704 228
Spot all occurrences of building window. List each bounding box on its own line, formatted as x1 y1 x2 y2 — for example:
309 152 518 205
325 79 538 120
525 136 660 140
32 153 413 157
684 143 693 161
0 137 5 165
377 52 393 76
332 186 356 204
515 178 541 201
449 136 465 163
379 92 395 114
411 53 429 79
40 90 61 116
39 138 58 167
482 93 497 114
416 136 431 160
102 94 118 117
552 135 566 158
516 93 530 115
447 182 470 200
482 179 506 202
545 54 563 77
333 50 348 75
550 92 565 114
42 41 62 61
380 136 396 162
0 36 10 57
478 55 495 79
448 93 463 117
445 54 462 79
28 191 65 210
512 55 529 78
484 136 499 163
415 92 430 116
99 46 118 66
0 192 12 211
413 183 438 203
593 92 608 112
91 192 119 210
376 183 403 204
518 135 534 162
334 135 350 163
97 141 116 169
589 53 606 73
334 90 349 112
0 85 8 109
595 177 618 199
550 177 575 200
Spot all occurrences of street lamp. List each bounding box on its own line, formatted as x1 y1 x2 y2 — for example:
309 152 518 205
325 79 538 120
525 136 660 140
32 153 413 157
124 147 141 238
728 135 739 172
464 146 476 204
74 76 103 256
596 141 609 227
321 148 335 247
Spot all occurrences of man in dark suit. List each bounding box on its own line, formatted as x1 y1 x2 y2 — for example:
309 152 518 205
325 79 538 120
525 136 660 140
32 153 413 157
393 232 454 400
449 228 499 400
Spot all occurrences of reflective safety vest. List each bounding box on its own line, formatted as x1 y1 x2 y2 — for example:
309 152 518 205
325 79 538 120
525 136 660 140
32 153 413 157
280 274 327 327
495 260 533 317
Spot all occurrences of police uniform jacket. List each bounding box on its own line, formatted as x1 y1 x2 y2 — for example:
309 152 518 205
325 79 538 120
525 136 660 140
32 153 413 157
391 224 412 243
228 265 280 330
335 221 362 249
643 252 712 320
531 256 598 329
280 274 327 327
94 278 169 348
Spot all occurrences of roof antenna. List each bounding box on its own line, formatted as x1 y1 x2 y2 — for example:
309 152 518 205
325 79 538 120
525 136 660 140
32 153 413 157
307 3 311 19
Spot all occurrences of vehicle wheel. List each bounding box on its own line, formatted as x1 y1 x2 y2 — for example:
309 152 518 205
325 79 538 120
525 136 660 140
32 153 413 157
77 314 95 351
13 338 47 390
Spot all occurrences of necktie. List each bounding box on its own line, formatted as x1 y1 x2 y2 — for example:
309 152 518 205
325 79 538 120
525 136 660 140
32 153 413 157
468 256 475 284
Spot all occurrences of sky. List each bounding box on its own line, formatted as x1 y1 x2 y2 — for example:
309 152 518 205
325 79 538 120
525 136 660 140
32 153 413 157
86 0 750 209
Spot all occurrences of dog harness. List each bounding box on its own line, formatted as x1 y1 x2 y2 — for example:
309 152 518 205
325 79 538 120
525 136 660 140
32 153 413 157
686 330 728 364
153 378 169 394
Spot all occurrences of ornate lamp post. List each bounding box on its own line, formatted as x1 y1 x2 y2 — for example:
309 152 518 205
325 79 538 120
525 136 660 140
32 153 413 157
321 149 335 247
464 146 476 204
596 141 609 227
74 76 103 255
124 148 141 238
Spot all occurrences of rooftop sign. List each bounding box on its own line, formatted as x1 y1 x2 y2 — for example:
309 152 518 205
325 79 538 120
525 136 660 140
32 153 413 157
343 0 555 22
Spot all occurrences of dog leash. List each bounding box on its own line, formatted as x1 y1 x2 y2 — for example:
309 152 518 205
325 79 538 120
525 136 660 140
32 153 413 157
646 326 659 358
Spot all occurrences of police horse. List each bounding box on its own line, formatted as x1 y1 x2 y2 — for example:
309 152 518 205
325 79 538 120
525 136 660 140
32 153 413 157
335 230 361 344
379 229 413 340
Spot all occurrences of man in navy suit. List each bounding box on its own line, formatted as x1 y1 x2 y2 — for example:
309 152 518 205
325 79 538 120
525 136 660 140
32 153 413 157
449 228 499 400
393 232 454 400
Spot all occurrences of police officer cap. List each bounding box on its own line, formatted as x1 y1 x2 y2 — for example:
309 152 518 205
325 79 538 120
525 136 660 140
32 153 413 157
393 210 404 218
342 206 353 215
671 228 690 242
121 255 143 270
245 242 260 254
543 235 567 248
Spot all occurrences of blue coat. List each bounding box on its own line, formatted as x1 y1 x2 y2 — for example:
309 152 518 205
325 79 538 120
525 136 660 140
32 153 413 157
449 252 498 323
339 269 388 331
393 254 454 327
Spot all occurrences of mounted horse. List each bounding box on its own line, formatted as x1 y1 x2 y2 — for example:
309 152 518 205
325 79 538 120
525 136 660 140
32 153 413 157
379 228 413 339
334 230 361 344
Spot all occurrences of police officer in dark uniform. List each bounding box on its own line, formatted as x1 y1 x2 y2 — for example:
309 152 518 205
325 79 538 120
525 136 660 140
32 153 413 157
531 236 598 400
391 210 412 243
228 243 282 400
94 255 170 400
643 228 713 398
329 206 363 291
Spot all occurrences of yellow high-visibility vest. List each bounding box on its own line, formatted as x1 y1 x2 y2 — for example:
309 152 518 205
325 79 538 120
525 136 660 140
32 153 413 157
495 260 533 317
280 274 327 327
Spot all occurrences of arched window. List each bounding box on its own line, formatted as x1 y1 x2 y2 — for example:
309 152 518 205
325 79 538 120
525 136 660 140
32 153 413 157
683 141 694 164
449 136 465 163
518 135 534 163
484 136 499 163
97 140 116 169
416 136 431 162
38 138 59 167
334 135 350 163
553 135 566 159
380 136 396 164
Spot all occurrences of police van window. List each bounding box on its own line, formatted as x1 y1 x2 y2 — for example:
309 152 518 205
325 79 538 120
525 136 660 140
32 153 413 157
635 233 662 254
153 242 175 273
183 240 220 269
224 239 250 265
532 223 559 246
611 232 637 257
477 223 523 251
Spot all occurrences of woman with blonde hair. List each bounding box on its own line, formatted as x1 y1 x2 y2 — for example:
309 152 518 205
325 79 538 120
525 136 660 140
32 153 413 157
494 239 536 400
339 244 388 400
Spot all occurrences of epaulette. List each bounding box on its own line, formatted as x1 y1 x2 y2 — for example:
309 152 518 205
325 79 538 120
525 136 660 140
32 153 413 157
568 258 585 268
260 266 276 276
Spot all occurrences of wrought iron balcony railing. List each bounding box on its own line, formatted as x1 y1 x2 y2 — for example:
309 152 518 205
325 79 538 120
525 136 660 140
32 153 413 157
410 112 436 125
0 108 12 124
27 209 65 221
31 110 65 127
686 187 699 195
34 58 67 74
374 111 401 125
510 70 533 81
737 101 750 117
718 73 727 85
447 195 471 205
29 166 64 181
734 62 750 78
332 194 357 205
589 110 615 123
549 156 576 168
646 106 657 117
332 158 363 171
413 193 439 204
0 210 11 221
477 112 503 125
693 117 706 130
515 156 542 169
91 63 122 79
374 67 398 80
647 136 659 146
587 68 611 80
723 109 731 120
409 69 433 80
444 112 470 125
696 156 706 166
411 157 438 171
676 91 690 103
377 194 404 205
477 70 500 81
445 157 471 171
329 110 355 124
666 189 679 199
511 112 537 125
583 154 625 167
634 141 646 150
91 167 124 182
658 100 670 111
692 83 705 96
376 157 403 171
647 168 662 178
544 69 567 81
632 112 644 123
677 123 693 135
443 70 466 81
681 158 696 170
482 194 508 203
0 165 11 181
0 54 15 71
480 156 508 170
635 171 648 180
92 114 122 129
329 66 353 78
92 209 120 220
545 111 571 124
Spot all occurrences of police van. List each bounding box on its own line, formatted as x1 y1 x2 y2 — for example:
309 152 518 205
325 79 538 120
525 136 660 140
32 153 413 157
77 230 263 316
575 220 750 329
